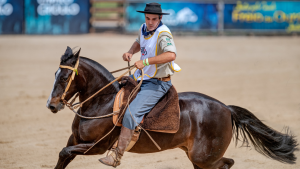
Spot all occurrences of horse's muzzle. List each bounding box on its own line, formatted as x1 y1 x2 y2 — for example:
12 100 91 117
49 105 58 113
47 101 65 113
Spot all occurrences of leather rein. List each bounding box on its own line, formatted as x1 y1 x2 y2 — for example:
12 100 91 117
58 57 161 154
59 57 135 119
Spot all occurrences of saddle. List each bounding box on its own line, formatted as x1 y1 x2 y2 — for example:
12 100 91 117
113 76 180 133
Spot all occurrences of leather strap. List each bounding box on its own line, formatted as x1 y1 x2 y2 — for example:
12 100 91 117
153 76 171 82
59 56 80 100
110 65 135 74
112 126 142 152
125 126 141 151
59 65 76 71
107 148 121 167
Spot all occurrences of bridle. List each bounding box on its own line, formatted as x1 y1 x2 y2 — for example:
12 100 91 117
58 56 135 119
59 56 80 103
56 56 161 154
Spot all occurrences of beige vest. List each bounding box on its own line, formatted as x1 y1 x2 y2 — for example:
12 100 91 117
133 24 181 81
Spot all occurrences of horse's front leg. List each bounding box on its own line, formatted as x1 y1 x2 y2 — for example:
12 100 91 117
60 133 79 168
54 132 105 169
54 134 77 169
54 132 114 169
55 142 98 169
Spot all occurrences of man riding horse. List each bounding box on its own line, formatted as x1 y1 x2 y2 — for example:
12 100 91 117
46 5 298 167
99 2 181 167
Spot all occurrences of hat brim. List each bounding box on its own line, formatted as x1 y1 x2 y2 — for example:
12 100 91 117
137 11 170 15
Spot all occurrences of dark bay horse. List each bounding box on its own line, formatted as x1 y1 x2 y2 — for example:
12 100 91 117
46 48 298 169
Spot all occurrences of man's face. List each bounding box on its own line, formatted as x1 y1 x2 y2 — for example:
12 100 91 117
145 14 161 31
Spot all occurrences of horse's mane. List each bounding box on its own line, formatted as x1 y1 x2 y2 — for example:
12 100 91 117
80 57 120 91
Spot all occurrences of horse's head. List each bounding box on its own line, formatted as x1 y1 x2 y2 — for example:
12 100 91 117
46 46 81 113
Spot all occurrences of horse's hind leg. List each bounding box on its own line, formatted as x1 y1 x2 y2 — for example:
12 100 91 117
192 163 203 169
186 131 233 169
183 151 203 169
189 157 234 169
212 157 234 169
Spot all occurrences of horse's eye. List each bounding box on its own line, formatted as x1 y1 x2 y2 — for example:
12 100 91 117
60 77 68 82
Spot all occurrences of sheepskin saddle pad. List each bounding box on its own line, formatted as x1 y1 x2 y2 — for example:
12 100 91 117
113 76 180 133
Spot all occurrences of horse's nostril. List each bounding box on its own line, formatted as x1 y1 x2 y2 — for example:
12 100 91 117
49 105 56 110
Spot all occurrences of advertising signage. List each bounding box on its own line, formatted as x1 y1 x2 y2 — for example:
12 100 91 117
224 1 300 32
0 0 23 34
25 0 90 34
126 2 218 32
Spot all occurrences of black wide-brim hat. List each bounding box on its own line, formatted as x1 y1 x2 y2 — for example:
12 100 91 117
137 2 169 15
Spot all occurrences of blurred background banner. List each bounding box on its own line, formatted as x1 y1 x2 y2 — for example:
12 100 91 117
125 2 218 32
1 0 300 35
25 0 90 34
0 0 23 34
224 1 300 32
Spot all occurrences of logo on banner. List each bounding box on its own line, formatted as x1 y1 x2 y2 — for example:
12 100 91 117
0 0 13 16
141 47 147 56
162 7 198 26
37 0 80 16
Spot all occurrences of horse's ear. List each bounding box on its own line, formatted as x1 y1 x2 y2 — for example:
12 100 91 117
65 46 71 54
73 48 81 59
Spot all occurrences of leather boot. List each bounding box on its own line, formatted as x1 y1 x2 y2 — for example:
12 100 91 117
99 126 134 167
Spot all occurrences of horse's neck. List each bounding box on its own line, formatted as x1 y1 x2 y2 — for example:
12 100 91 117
77 58 119 116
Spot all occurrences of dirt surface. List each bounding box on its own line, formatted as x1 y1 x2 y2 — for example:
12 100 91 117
0 35 299 169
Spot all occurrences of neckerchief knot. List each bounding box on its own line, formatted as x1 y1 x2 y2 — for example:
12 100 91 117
142 21 163 37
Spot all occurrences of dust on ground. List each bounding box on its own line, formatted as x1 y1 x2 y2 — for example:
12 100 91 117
0 35 299 169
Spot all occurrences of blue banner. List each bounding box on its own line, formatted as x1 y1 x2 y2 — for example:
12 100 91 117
126 2 218 32
25 0 90 34
0 0 23 34
224 1 300 32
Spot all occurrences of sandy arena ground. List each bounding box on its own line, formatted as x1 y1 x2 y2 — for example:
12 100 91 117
0 35 299 169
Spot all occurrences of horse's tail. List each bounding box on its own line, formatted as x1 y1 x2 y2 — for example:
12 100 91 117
228 105 298 164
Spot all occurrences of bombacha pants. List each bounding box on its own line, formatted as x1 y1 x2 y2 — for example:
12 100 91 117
122 75 172 130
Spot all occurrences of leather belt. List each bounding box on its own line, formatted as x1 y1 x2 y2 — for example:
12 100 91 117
153 76 171 82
